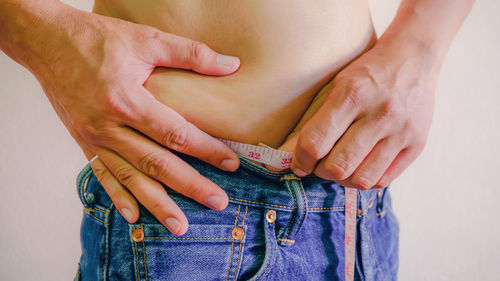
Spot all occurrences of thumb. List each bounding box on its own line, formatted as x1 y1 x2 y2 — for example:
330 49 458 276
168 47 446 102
149 31 240 75
264 132 299 171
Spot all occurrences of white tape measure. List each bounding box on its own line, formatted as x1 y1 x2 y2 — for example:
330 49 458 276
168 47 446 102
218 138 357 281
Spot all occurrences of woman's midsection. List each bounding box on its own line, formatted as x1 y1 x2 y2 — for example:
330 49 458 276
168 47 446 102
94 0 376 148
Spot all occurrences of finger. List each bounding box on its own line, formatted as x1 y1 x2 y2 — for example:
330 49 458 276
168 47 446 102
128 89 240 171
375 145 424 188
100 125 230 211
291 85 360 177
95 147 189 235
313 118 387 181
82 149 139 223
146 30 240 75
348 137 403 190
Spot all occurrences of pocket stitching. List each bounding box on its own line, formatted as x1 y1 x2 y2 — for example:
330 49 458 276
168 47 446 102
225 204 241 281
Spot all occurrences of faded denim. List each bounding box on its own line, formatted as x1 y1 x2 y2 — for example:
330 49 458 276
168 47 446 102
75 149 399 281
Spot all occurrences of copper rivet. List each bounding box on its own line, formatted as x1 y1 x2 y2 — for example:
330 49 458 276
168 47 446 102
232 227 244 240
266 210 277 223
132 228 144 242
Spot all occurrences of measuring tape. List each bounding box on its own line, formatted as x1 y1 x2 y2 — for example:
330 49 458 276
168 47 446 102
218 138 357 281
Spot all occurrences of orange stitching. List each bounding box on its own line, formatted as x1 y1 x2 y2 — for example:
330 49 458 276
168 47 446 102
276 238 295 244
84 211 108 225
377 210 387 217
83 176 90 194
233 206 248 281
133 239 140 281
241 206 249 225
368 201 374 209
228 197 292 209
141 224 148 281
83 207 110 215
279 175 301 181
234 205 241 226
226 205 240 281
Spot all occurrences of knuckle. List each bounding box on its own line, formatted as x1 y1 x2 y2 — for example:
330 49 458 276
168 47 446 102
114 166 138 186
299 132 328 160
161 124 192 152
377 101 404 121
188 41 208 61
352 173 375 190
92 165 108 183
342 80 365 110
324 155 352 180
138 152 171 180
183 181 203 198
80 125 116 146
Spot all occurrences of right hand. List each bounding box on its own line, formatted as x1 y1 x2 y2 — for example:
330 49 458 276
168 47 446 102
33 4 241 235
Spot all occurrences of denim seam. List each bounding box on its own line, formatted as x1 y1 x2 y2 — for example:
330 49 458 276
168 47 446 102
296 180 309 238
145 237 233 240
308 206 344 210
283 181 297 241
276 238 295 244
225 205 241 281
367 223 388 281
142 236 149 281
279 175 301 181
84 207 110 215
257 222 278 281
83 211 108 226
133 239 140 281
229 197 292 210
233 206 248 281
103 203 113 281
249 212 277 281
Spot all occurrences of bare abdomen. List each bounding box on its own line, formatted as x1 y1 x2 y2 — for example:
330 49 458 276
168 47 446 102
94 0 376 147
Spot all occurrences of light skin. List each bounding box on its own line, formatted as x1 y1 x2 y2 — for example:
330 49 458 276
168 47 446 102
271 0 475 191
0 0 474 235
0 0 243 235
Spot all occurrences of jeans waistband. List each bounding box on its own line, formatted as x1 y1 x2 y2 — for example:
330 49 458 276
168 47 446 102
169 150 383 213
77 149 389 216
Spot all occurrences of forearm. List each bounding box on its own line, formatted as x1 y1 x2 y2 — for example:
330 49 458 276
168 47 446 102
0 0 72 73
377 0 475 69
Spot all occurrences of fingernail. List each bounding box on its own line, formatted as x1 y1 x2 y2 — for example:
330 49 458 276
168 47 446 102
292 168 308 177
217 54 240 70
207 195 227 210
165 217 181 234
221 159 238 171
121 208 133 222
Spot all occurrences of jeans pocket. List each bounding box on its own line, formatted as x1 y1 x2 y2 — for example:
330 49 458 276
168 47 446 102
129 222 247 281
366 189 399 281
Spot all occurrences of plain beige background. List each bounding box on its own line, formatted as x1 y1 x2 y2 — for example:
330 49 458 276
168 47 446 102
1 0 498 280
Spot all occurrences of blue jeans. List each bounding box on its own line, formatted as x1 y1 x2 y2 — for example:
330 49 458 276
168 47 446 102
75 150 399 281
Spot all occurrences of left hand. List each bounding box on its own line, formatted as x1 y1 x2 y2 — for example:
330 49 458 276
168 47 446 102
268 40 440 190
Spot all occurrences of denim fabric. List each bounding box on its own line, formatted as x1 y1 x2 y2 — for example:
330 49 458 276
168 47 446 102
75 150 399 281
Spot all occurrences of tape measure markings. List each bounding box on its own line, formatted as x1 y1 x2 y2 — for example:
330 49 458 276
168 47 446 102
218 138 357 281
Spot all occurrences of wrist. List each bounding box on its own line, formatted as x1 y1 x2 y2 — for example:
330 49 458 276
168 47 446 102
0 1 76 73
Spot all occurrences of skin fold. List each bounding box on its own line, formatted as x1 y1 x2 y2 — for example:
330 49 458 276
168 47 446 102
0 0 475 235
